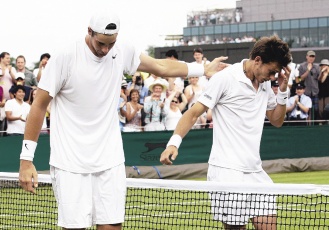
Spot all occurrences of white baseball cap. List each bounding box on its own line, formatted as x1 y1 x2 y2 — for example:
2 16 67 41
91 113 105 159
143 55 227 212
89 11 120 35
15 72 25 80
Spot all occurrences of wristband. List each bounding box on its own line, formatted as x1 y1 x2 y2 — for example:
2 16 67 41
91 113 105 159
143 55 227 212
277 88 288 105
166 134 182 149
186 63 204 77
20 140 37 161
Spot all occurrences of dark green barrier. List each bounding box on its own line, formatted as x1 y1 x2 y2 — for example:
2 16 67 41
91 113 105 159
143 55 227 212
1 126 329 172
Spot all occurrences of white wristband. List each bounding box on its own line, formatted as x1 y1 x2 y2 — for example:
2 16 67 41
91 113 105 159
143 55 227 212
166 134 182 149
277 88 288 105
186 63 205 77
20 140 37 161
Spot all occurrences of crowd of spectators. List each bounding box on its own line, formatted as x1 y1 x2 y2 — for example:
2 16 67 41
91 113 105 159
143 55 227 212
1 48 328 136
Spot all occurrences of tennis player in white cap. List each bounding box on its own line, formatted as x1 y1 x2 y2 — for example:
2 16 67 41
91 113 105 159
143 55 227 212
18 11 228 230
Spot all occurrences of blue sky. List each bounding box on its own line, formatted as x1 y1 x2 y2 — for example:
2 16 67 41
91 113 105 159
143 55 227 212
2 0 236 68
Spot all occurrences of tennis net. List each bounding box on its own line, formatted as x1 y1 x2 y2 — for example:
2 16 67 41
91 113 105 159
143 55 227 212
0 172 328 229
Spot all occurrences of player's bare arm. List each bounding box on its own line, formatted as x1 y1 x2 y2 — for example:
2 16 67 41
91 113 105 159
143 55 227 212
138 53 228 79
160 102 208 165
19 89 52 194
267 65 291 127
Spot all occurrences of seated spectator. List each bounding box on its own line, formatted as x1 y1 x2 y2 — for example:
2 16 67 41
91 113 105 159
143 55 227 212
122 89 143 132
286 83 312 126
126 71 149 104
143 79 168 131
165 91 188 130
318 59 329 121
9 72 32 103
4 85 31 135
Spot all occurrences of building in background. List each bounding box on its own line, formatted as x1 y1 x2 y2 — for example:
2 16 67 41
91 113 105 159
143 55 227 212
182 0 328 48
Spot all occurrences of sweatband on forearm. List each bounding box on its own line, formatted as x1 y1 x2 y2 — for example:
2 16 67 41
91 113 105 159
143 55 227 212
186 63 205 77
166 134 182 149
277 88 288 105
20 140 37 161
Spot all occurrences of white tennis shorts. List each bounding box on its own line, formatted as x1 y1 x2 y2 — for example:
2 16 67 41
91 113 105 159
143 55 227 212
207 165 277 226
50 164 126 228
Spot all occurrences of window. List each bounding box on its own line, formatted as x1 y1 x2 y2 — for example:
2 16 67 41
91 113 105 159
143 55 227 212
299 19 308 28
255 22 266 31
282 20 290 30
239 23 247 32
247 23 255 31
204 26 214 35
273 21 281 30
290 20 299 29
215 25 222 34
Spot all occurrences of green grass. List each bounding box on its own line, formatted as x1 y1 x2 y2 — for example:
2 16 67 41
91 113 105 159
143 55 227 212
191 170 329 184
270 170 329 184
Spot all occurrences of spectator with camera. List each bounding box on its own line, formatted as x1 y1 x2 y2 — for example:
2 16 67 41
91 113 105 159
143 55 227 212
165 90 188 131
126 71 148 104
286 83 312 126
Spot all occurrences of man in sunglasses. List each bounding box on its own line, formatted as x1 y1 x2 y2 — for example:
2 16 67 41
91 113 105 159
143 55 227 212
298 50 321 121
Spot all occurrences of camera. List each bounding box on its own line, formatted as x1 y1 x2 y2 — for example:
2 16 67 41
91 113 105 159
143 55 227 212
136 76 141 81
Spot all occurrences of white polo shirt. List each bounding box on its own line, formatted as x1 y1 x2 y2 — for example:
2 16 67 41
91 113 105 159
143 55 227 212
38 39 141 173
198 60 277 172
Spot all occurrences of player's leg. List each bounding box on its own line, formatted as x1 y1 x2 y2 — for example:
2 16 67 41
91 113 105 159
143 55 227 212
251 215 276 230
93 163 126 230
50 166 93 229
248 170 277 230
208 165 249 229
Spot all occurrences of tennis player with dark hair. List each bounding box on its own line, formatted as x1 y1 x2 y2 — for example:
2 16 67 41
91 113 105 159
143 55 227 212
18 11 228 230
161 35 292 230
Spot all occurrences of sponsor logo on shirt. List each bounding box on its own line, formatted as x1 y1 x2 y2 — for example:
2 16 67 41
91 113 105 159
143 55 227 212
204 93 212 100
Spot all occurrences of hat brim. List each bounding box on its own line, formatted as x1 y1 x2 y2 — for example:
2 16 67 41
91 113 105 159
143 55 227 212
149 83 167 92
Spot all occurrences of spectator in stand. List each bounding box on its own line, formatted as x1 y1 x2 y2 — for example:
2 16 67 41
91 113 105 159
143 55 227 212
122 89 143 132
0 52 16 100
298 50 320 121
286 83 312 126
126 71 148 104
5 85 31 135
271 79 279 96
165 49 185 93
33 53 50 82
185 76 204 110
144 79 168 131
192 47 209 88
16 55 38 88
118 79 128 131
0 85 6 136
9 72 32 103
318 59 329 121
165 91 188 131
144 74 169 98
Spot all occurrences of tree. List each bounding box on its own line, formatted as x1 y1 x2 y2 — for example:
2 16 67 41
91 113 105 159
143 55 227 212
146 45 155 58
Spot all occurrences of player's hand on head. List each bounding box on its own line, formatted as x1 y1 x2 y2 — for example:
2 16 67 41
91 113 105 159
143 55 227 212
19 160 38 194
204 56 230 78
278 66 291 92
160 146 178 165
